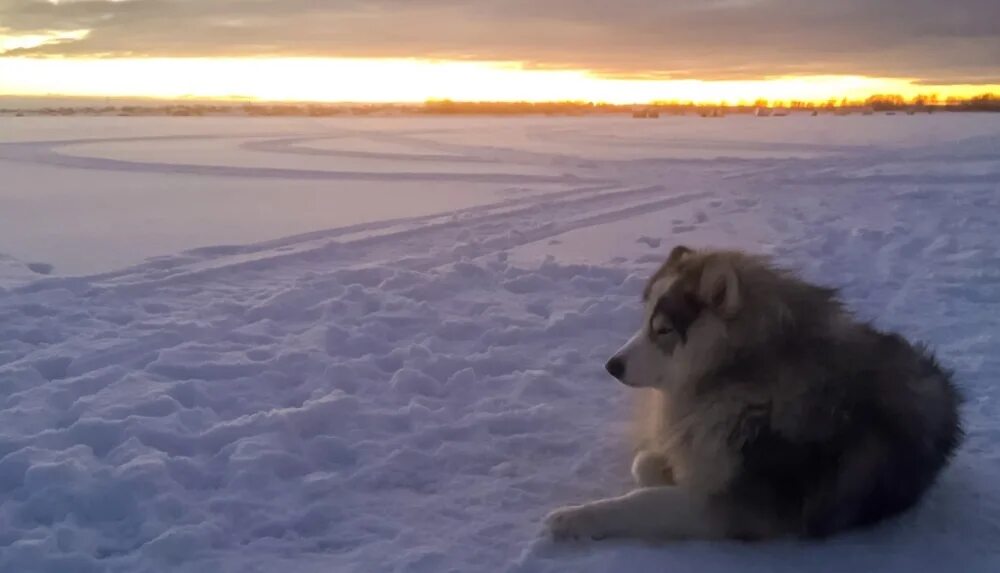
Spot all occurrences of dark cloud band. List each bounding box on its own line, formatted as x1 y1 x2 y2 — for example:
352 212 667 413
2 0 998 82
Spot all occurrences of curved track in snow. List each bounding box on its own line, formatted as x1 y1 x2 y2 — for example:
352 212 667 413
0 131 607 185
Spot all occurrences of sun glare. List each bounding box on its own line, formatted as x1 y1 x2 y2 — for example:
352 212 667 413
0 57 996 104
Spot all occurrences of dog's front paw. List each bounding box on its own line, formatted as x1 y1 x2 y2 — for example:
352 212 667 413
632 450 674 487
545 504 608 542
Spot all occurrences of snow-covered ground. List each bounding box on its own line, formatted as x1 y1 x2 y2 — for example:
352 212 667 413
1 115 999 572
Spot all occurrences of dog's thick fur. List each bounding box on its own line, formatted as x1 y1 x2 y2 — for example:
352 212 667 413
546 246 962 542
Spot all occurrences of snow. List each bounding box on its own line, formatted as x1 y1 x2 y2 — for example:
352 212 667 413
1 114 999 572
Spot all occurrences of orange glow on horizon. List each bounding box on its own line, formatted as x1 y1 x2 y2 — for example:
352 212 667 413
1 57 997 105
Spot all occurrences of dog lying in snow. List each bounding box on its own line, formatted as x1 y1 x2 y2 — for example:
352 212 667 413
546 245 962 541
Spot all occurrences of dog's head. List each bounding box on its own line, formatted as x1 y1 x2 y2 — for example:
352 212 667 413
605 245 770 390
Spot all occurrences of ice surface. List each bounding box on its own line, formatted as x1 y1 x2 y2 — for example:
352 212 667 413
1 114 999 572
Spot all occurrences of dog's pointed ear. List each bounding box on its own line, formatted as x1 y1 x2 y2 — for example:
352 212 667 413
666 245 693 267
698 258 741 317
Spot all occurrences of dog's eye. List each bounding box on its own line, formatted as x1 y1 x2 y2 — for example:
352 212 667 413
654 325 674 336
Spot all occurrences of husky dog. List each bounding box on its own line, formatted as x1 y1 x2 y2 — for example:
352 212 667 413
547 246 962 541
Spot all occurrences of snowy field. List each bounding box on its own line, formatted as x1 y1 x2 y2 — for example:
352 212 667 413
1 115 999 572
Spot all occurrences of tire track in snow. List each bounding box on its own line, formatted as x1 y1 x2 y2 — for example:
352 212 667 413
10 181 623 291
0 133 608 184
241 136 497 164
43 184 711 293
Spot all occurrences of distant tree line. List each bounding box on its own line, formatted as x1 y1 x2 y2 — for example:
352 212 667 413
957 93 1000 111
4 93 998 117
421 99 622 115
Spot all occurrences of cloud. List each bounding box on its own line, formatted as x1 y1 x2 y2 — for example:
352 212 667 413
1 0 998 83
0 28 90 54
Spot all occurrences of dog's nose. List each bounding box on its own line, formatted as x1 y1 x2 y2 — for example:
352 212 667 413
605 357 626 380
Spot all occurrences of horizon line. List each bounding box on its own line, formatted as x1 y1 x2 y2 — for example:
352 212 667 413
4 93 999 108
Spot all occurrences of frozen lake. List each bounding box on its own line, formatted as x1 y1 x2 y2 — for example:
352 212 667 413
3 114 999 276
1 114 999 572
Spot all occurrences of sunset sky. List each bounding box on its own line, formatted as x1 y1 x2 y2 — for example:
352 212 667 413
2 0 999 104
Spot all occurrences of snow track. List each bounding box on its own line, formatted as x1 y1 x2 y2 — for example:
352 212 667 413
1 116 999 572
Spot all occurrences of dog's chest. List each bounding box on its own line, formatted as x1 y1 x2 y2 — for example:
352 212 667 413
662 394 760 495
